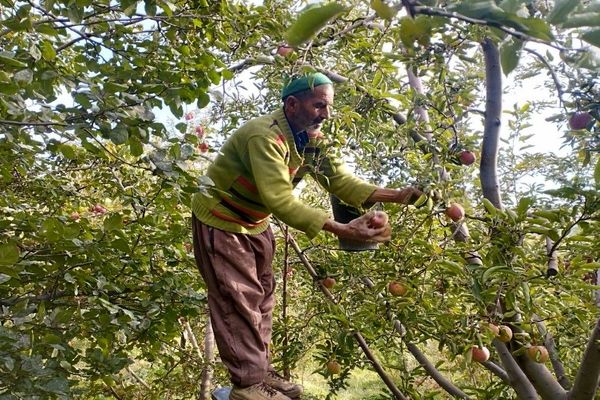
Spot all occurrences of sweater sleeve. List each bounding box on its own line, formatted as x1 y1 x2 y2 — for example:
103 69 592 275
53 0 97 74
311 152 378 208
247 136 329 239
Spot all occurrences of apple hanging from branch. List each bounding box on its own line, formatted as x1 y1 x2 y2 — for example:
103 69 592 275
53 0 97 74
471 345 490 362
445 203 465 222
569 112 592 130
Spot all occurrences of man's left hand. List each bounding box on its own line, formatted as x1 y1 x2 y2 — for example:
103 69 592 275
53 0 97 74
395 187 424 204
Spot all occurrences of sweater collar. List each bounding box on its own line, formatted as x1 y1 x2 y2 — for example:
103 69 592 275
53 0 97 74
272 108 303 165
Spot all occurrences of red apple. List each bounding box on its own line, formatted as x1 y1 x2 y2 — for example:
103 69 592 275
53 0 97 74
569 112 592 130
498 325 513 343
471 346 490 362
388 281 408 296
326 360 341 375
527 346 549 363
70 212 80 221
198 143 209 153
184 242 193 253
185 112 194 121
276 45 294 57
322 277 336 289
195 125 205 137
445 203 465 222
368 211 389 229
459 150 476 166
91 204 107 215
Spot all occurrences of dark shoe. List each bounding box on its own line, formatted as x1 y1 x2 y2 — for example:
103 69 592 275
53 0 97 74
229 382 291 400
264 371 303 399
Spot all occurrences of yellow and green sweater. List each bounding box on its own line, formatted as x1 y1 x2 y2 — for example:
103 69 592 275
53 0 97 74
191 108 378 239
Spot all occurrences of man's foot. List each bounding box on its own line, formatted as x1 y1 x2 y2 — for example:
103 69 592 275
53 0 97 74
229 382 291 400
264 370 303 399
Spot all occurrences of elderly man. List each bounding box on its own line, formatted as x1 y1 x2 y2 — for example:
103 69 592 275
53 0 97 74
191 72 422 400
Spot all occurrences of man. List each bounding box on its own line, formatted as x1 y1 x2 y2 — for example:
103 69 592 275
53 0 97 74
191 72 422 400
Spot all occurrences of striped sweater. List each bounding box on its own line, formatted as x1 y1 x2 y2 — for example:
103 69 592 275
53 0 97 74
191 108 378 239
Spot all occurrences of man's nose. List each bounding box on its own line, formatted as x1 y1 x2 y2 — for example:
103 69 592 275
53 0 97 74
321 106 331 120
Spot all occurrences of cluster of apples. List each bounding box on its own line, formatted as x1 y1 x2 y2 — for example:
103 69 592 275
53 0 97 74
471 323 549 364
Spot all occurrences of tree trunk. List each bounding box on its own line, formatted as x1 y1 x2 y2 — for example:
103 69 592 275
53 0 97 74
480 38 503 209
568 318 600 400
199 315 216 400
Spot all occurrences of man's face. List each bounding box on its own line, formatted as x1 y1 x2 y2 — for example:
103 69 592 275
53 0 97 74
286 84 334 132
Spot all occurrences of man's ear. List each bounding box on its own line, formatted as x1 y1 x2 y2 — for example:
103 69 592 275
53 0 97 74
284 95 299 114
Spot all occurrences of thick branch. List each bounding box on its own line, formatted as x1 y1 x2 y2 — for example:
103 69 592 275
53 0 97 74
533 314 570 389
517 355 567 400
546 237 559 277
480 38 503 209
568 318 600 400
493 339 539 399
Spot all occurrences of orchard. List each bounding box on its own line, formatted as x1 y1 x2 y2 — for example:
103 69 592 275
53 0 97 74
1 1 599 400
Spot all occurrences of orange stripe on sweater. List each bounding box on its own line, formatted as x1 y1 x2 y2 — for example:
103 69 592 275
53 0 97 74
221 196 270 220
275 134 286 146
236 176 258 193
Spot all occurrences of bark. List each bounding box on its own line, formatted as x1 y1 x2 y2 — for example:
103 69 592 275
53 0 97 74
482 360 510 383
517 355 567 400
282 225 290 379
596 269 600 308
199 315 216 400
546 237 559 277
568 318 600 400
480 38 503 209
533 314 571 389
493 339 539 400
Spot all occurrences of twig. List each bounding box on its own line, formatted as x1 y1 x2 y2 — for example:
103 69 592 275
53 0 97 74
523 47 565 108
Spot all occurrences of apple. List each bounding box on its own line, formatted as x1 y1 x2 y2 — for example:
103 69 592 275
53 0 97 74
388 281 408 296
70 212 80 221
445 203 465 222
459 150 476 166
91 204 107 215
184 242 193 253
527 346 549 363
195 125 205 137
198 143 209 153
185 112 194 121
471 346 490 362
326 360 341 375
322 277 336 289
368 211 389 229
498 325 513 343
569 112 592 130
276 45 294 57
486 323 500 336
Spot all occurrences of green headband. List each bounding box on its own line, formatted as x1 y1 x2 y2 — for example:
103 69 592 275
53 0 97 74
281 72 333 99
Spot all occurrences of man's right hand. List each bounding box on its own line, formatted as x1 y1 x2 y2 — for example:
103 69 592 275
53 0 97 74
323 211 391 243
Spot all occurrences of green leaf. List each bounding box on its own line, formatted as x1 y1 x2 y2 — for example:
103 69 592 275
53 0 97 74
482 198 498 216
109 126 129 145
582 29 600 47
370 0 398 20
0 243 19 266
284 2 347 46
0 53 27 68
500 38 523 75
560 12 600 28
40 41 56 61
104 214 123 232
129 137 144 157
594 157 600 189
547 0 581 24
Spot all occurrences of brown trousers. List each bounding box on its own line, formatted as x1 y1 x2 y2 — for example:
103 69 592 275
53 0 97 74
192 216 276 387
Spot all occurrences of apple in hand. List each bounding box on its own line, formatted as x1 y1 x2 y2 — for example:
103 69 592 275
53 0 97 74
459 150 476 166
445 203 465 221
471 346 490 362
368 210 389 229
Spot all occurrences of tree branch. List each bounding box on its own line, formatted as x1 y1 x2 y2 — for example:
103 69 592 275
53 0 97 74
523 47 565 108
493 339 539 399
568 318 600 400
533 314 571 389
482 360 510 383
